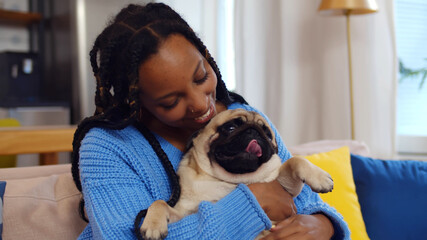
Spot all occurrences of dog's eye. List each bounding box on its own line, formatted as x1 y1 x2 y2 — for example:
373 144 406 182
262 124 273 140
220 119 242 135
219 122 237 134
226 125 236 133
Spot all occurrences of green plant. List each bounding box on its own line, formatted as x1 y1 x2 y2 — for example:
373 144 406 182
399 59 427 89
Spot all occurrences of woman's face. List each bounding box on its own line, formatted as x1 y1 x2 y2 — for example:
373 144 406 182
138 34 218 131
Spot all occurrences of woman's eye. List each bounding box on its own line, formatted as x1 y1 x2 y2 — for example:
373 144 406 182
161 99 179 110
194 72 209 85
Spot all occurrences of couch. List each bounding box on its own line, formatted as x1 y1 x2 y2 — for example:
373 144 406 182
1 140 426 240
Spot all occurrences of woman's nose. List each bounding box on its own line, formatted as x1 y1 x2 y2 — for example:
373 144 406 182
188 92 208 114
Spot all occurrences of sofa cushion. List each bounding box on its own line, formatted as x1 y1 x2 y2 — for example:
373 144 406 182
289 139 370 156
1 165 87 240
304 147 369 240
0 181 5 240
351 154 427 240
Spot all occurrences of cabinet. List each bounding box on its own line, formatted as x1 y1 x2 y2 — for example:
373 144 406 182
0 7 44 107
0 1 73 121
0 2 72 104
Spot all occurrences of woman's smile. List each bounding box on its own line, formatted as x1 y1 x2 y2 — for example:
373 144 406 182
194 100 216 124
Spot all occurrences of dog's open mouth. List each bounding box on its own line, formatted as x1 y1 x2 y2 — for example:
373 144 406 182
245 139 262 157
209 136 273 174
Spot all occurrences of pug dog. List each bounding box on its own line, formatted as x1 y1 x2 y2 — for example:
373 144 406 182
140 109 333 240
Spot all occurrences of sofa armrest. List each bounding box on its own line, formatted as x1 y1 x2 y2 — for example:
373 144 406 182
0 163 71 180
1 164 87 239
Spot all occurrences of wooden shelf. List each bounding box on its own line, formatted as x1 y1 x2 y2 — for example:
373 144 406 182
0 125 76 155
0 9 42 26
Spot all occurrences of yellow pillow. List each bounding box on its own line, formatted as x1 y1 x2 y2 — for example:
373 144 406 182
0 118 20 168
303 146 369 240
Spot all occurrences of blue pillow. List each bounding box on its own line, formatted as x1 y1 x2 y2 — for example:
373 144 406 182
351 154 427 240
0 181 6 240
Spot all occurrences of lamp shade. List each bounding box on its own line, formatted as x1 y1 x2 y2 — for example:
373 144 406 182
318 0 378 15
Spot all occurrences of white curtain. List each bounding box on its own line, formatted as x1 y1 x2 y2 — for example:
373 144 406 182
234 0 397 159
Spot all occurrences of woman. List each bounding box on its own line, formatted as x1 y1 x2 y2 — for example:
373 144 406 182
71 3 350 239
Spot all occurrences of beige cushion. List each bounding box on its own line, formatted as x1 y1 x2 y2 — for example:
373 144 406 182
0 164 87 240
288 139 370 157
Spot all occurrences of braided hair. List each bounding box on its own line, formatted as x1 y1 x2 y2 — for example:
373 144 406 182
70 2 246 238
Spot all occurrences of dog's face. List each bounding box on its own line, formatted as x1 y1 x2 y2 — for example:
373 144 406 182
207 112 277 174
187 109 281 184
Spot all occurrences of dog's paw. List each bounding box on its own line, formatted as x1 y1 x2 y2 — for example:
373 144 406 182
140 201 170 240
304 168 334 194
140 216 168 240
140 228 168 240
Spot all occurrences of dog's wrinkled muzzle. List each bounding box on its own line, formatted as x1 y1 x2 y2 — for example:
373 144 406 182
207 118 276 174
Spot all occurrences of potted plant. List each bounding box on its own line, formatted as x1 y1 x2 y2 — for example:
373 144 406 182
399 59 427 89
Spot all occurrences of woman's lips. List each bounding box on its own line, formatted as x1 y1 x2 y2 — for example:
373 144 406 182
194 102 215 124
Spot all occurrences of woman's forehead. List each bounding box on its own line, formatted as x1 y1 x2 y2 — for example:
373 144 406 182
138 35 203 94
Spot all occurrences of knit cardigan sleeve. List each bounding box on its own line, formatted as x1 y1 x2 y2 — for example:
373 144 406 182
230 103 351 240
78 126 271 240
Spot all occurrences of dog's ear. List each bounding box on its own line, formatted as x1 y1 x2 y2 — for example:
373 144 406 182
184 130 200 154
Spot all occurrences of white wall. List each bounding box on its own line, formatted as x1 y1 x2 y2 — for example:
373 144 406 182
156 0 218 58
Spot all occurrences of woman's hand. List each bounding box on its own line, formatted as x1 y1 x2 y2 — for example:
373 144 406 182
248 180 296 221
248 181 334 239
261 214 334 240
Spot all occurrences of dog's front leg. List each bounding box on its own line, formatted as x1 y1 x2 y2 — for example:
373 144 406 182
276 156 334 197
140 200 183 240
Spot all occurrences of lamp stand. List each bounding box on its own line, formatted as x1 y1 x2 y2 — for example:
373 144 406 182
346 11 355 140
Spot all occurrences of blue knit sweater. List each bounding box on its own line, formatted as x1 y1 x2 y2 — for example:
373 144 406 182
77 103 350 239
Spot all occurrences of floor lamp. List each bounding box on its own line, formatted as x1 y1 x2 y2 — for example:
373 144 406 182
318 0 378 140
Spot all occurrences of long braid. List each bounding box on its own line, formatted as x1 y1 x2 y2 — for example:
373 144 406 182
90 37 104 115
71 109 136 222
72 27 137 221
71 2 247 238
124 30 178 239
97 38 115 111
133 124 181 240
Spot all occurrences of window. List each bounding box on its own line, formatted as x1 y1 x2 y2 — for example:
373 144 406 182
395 0 427 155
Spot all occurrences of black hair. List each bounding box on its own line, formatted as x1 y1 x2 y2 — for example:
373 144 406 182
70 2 246 238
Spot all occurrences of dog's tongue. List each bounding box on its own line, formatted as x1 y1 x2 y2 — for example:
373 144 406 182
245 139 262 157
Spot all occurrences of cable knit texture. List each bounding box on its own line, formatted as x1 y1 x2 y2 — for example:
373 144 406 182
77 103 350 239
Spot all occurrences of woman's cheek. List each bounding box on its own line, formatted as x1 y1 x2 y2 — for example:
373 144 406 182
158 106 186 123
